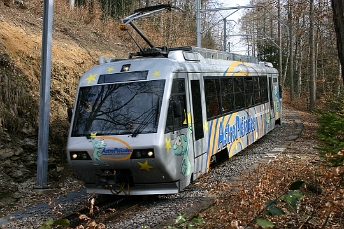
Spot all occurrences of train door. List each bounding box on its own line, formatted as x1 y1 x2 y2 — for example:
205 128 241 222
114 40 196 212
166 73 195 191
268 75 275 122
186 73 209 181
271 75 281 123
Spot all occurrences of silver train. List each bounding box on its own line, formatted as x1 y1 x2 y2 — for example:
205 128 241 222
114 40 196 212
66 45 282 195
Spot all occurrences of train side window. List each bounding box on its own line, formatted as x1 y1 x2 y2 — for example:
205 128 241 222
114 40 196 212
191 80 204 140
260 76 269 103
253 77 262 104
204 78 220 120
165 79 188 133
233 77 245 110
221 77 234 113
244 77 254 107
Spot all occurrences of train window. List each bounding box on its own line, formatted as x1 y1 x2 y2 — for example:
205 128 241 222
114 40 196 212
253 77 262 104
260 76 269 103
165 79 188 133
191 80 204 140
233 77 245 110
204 78 220 120
71 80 165 137
98 70 148 83
220 78 234 113
269 77 274 110
244 77 254 107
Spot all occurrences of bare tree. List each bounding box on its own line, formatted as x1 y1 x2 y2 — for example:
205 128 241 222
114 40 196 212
309 0 316 109
288 0 294 101
331 0 344 84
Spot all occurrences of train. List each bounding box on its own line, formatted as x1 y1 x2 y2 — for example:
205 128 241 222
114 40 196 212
66 5 282 195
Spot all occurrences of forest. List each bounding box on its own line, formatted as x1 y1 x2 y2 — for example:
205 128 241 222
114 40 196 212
0 0 343 228
70 0 343 109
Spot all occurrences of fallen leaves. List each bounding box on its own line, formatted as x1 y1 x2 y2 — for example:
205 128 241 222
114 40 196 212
200 105 344 229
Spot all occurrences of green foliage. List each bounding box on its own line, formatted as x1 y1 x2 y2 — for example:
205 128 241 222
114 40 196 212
38 217 69 229
191 215 204 224
257 43 279 69
317 93 344 166
256 218 275 228
255 181 304 229
165 213 205 229
323 91 344 113
281 190 304 208
175 212 187 224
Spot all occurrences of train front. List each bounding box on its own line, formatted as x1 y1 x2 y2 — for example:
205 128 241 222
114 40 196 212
66 61 178 195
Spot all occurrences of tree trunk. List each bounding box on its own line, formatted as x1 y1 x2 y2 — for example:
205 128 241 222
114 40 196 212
331 0 344 84
288 0 294 101
278 0 283 90
309 0 316 109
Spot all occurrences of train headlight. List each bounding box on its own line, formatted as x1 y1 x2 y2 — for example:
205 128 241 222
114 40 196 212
136 151 142 158
131 149 154 159
81 152 89 160
147 151 153 157
69 151 92 160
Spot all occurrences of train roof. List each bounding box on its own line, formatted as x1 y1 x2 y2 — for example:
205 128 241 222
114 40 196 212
101 46 274 69
99 46 277 73
168 46 259 64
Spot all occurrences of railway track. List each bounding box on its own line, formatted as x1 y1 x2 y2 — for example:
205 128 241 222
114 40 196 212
0 110 301 228
62 195 146 228
60 111 303 228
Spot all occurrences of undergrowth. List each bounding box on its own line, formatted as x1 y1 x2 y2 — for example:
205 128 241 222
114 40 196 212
0 53 38 135
317 92 344 167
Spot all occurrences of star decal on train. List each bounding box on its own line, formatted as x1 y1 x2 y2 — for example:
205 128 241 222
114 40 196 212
90 132 97 139
164 138 172 152
153 71 160 77
107 67 114 73
138 160 153 171
85 73 97 84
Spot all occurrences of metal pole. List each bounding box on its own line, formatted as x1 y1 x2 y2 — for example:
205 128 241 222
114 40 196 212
196 0 201 47
223 18 227 52
69 0 74 9
35 0 54 190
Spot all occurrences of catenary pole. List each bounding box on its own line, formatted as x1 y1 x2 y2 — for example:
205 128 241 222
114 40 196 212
223 18 227 51
196 0 201 47
35 0 54 190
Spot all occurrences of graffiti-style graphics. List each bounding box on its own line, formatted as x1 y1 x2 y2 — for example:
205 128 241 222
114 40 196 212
89 132 109 166
265 112 271 131
274 86 280 111
273 85 281 120
224 61 260 77
172 134 191 176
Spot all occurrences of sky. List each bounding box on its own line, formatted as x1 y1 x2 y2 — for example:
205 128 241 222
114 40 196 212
212 0 252 54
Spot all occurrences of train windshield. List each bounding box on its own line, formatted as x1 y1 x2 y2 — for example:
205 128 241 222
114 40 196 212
71 80 165 137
